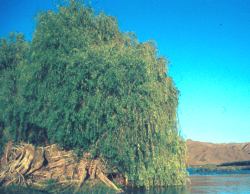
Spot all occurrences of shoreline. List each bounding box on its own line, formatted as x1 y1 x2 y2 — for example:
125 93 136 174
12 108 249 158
188 164 250 175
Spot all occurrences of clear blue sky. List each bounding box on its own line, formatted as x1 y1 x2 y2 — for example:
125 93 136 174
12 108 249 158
1 0 250 143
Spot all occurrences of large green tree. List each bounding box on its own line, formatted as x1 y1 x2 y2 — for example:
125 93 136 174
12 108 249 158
0 1 186 187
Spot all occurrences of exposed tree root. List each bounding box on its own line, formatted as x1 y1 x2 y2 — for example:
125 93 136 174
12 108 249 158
0 142 123 193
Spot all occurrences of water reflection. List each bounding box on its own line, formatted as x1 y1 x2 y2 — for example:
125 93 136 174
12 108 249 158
1 175 250 193
126 186 188 194
127 175 250 194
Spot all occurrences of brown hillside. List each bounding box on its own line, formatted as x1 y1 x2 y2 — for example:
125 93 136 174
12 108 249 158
187 139 250 166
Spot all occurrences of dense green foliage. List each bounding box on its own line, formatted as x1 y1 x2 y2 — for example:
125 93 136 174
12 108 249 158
0 33 29 155
0 1 186 187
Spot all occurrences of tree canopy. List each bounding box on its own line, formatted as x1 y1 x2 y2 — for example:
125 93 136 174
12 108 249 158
0 1 186 188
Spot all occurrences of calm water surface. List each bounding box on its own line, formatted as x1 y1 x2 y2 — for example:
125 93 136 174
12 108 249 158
188 174 250 194
127 174 250 194
1 175 250 193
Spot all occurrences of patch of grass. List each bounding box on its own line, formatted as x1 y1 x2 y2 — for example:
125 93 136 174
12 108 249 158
0 185 49 194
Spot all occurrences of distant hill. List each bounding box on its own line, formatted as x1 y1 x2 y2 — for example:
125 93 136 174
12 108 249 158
187 139 250 166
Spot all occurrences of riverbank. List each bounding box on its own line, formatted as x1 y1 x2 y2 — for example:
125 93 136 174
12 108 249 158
187 139 250 176
0 142 123 193
188 164 250 175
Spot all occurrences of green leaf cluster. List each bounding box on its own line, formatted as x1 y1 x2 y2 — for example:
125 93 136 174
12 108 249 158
0 1 186 187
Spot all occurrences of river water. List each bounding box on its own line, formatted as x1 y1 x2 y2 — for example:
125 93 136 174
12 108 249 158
188 174 250 194
129 174 250 194
1 174 250 193
127 174 250 194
